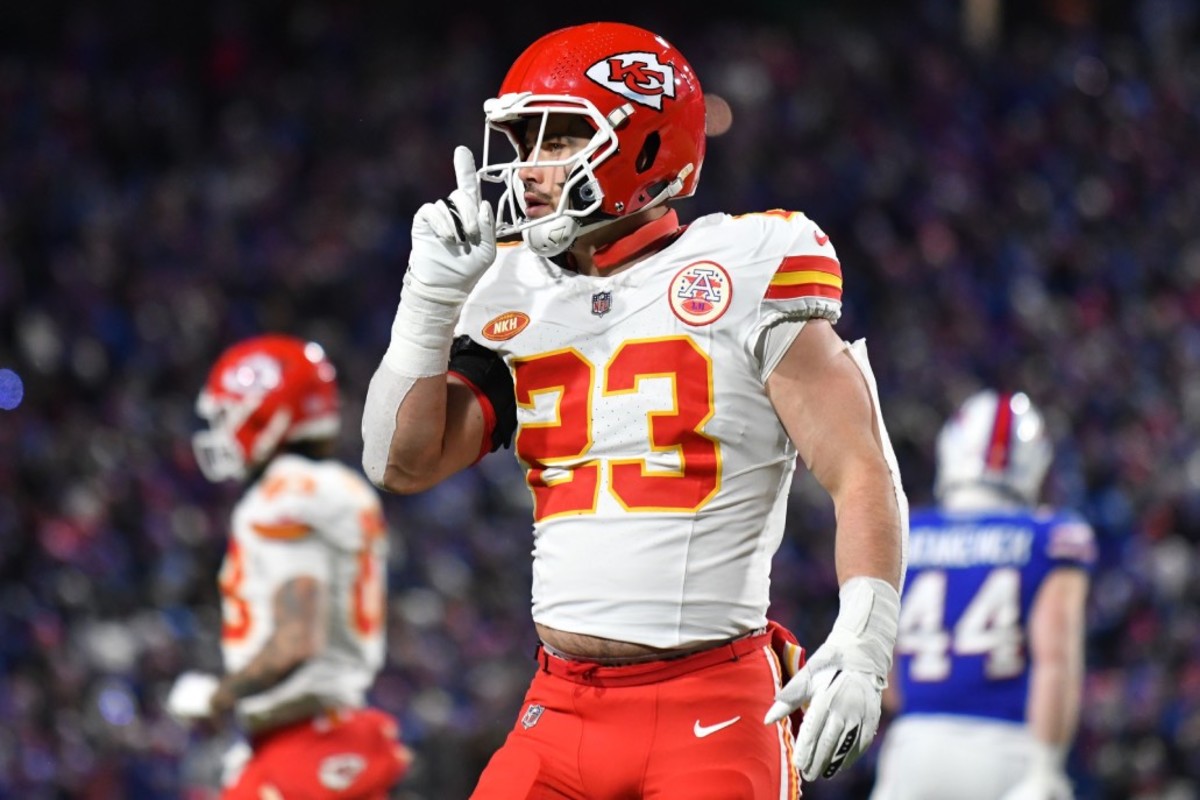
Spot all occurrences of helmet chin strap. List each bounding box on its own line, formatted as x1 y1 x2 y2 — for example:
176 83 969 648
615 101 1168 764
522 169 690 258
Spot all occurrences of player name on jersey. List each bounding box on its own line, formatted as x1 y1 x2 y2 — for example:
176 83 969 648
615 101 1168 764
908 525 1033 568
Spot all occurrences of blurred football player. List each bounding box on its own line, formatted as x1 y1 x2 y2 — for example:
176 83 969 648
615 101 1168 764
169 334 410 799
869 390 1095 800
361 21 908 798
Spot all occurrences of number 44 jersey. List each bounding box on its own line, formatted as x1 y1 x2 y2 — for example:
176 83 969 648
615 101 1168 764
894 504 1096 721
454 209 874 649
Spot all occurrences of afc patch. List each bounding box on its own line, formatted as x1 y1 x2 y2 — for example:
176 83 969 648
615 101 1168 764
521 703 545 730
668 261 733 326
591 291 613 317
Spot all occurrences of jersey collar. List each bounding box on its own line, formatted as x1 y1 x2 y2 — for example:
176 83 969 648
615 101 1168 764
588 210 683 271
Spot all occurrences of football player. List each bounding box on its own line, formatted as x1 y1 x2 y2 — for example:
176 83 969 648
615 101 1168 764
869 390 1095 800
362 21 909 798
169 334 410 799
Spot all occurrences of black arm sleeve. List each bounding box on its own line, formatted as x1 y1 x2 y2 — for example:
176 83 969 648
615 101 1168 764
447 335 516 453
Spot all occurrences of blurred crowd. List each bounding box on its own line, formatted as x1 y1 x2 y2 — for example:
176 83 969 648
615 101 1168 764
1 0 1198 798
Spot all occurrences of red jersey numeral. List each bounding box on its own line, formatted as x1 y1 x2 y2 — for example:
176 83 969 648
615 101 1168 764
352 508 387 637
514 337 720 521
219 539 251 642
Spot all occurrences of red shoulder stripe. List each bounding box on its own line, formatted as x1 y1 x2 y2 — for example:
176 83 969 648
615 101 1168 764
765 283 842 301
766 255 843 301
251 521 313 540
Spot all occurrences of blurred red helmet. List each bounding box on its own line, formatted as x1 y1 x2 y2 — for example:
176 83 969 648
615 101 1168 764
192 334 340 482
479 21 706 256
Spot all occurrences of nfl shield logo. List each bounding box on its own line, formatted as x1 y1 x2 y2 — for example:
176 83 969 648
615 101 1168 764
521 704 545 730
591 291 612 317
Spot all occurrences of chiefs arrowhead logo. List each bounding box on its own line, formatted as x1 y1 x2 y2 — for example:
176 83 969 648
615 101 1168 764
482 311 530 341
317 754 367 791
220 353 282 393
586 52 675 110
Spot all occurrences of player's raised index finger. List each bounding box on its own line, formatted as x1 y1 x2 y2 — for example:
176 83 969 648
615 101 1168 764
453 146 480 203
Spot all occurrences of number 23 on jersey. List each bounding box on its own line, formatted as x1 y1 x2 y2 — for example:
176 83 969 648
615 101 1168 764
514 336 721 521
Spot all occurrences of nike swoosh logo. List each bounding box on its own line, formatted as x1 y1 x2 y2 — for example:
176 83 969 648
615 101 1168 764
814 230 830 246
694 716 741 738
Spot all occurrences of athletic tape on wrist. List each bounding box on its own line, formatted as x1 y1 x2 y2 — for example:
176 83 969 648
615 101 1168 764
834 576 901 678
1030 739 1068 773
837 576 900 635
382 275 463 376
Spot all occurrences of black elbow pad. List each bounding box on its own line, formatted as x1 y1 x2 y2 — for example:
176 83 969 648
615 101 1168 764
448 335 516 452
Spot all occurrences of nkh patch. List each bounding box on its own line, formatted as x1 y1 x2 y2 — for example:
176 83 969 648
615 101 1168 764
482 311 530 341
521 703 545 730
591 291 613 317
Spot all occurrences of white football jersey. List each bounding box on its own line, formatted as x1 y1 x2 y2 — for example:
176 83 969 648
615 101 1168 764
219 454 388 721
456 209 845 647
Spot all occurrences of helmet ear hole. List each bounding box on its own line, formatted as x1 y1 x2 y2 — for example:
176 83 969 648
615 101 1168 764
636 132 661 173
566 166 603 211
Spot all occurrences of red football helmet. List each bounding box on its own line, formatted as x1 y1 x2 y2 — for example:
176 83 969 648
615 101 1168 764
192 334 340 481
478 21 707 256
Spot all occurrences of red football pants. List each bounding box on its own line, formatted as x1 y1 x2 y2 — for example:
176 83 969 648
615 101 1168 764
470 630 800 799
222 707 410 800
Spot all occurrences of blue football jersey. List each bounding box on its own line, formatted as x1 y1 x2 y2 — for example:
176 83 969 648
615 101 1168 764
894 505 1096 722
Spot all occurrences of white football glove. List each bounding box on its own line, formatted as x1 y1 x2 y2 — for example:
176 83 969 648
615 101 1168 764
165 671 220 723
764 577 899 781
379 145 498 378
406 145 497 306
998 743 1074 800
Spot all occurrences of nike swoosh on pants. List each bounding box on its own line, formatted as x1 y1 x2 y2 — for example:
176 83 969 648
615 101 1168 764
693 716 741 738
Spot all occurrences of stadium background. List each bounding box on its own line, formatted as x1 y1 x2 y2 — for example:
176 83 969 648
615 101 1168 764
1 0 1197 797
